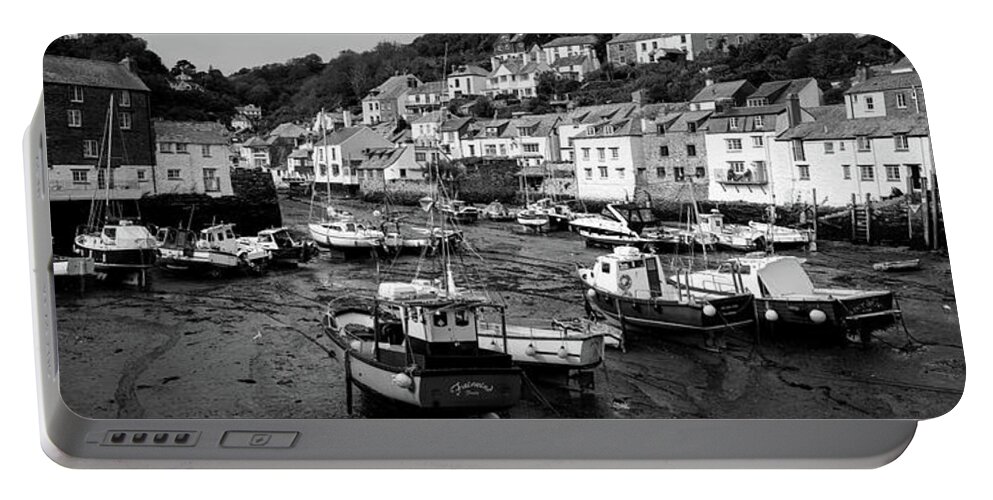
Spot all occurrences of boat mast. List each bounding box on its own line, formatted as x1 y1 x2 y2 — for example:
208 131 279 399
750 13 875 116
104 94 115 225
323 108 331 220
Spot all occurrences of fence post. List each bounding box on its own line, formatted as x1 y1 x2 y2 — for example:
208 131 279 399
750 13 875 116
865 193 873 245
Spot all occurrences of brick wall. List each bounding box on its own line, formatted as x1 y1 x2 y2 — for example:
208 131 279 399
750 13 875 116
43 83 154 167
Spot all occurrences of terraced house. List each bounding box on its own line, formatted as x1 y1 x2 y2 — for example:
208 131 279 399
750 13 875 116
362 74 422 125
459 115 562 167
153 120 235 197
42 55 155 201
312 127 393 195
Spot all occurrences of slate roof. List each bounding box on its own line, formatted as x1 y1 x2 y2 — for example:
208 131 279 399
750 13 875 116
355 147 406 170
846 72 922 94
288 148 312 159
691 79 752 103
750 78 816 103
450 65 489 77
242 136 270 148
154 120 231 145
778 110 929 141
364 74 420 101
608 33 663 44
552 54 589 67
43 55 149 92
439 117 473 132
544 35 599 48
409 81 445 95
412 111 445 124
565 103 640 125
268 122 310 138
313 127 365 146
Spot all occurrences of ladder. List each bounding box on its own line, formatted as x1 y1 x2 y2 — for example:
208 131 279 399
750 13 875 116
850 193 872 244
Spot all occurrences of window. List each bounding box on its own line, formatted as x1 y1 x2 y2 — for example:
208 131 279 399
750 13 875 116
82 140 98 158
894 134 909 151
67 109 82 128
167 169 182 180
201 145 211 157
687 122 697 133
824 142 834 154
332 165 340 177
137 169 147 181
842 165 851 180
656 124 665 135
680 35 687 43
659 145 669 157
865 96 875 110
70 85 84 103
597 148 605 161
159 142 173 153
896 93 907 109
581 148 590 160
797 165 810 180
857 136 871 152
176 143 188 154
791 139 805 161
754 115 764 128
729 161 745 173
839 141 846 151
484 145 497 156
737 35 745 44
656 167 665 178
752 136 764 148
598 166 608 178
686 144 697 157
695 167 706 178
673 166 686 180
885 165 901 181
499 145 507 156
859 165 875 181
729 117 739 129
119 90 131 107
641 43 647 51
584 168 593 179
71 169 88 184
726 138 742 151
468 145 475 156
319 165 327 177
616 168 625 179
610 147 619 159
706 37 714 49
524 143 540 154
415 152 427 162
118 112 132 130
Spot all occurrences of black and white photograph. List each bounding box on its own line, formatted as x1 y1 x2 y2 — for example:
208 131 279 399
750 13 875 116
42 32 964 420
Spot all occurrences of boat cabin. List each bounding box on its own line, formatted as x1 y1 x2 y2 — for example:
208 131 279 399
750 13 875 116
588 246 681 300
198 224 241 254
257 228 296 249
96 221 156 248
156 227 198 251
697 210 727 233
698 256 814 297
604 204 659 233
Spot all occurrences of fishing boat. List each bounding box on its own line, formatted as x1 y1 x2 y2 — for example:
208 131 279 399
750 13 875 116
324 279 522 413
577 246 755 345
240 227 318 265
691 210 809 251
476 317 606 370
525 198 576 231
515 208 551 233
480 201 515 222
439 200 480 224
570 204 688 249
156 224 270 277
309 219 385 250
381 216 462 255
678 255 899 342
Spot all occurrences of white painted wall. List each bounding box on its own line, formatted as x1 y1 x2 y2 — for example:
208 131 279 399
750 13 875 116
574 135 643 200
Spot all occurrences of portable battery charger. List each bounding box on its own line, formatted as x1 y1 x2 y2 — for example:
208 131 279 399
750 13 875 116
27 33 963 467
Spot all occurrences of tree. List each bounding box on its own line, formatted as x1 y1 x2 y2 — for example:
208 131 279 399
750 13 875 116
470 97 496 118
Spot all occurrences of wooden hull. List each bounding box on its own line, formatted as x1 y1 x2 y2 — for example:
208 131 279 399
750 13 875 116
582 284 755 335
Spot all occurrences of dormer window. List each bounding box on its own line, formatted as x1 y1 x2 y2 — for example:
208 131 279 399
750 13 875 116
687 122 697 133
656 124 665 135
729 117 739 130
603 125 614 134
754 116 764 129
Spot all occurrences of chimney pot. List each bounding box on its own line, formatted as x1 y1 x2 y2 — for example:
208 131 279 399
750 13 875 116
786 93 802 128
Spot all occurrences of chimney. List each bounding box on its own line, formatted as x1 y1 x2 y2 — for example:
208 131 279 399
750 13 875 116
786 93 802 128
343 110 353 128
854 63 873 84
631 89 645 107
705 78 714 87
119 56 137 73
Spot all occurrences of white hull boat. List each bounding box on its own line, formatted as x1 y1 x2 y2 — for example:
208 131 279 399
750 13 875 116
477 318 606 370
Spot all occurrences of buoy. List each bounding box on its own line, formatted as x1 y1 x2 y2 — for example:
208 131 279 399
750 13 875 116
765 309 779 322
585 289 596 299
702 304 717 317
809 309 827 324
525 344 537 357
392 373 413 389
557 346 569 359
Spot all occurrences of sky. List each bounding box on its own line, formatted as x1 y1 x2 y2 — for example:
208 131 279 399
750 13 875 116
136 34 421 75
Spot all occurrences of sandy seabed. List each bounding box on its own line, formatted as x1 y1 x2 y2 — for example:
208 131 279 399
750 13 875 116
55 195 965 420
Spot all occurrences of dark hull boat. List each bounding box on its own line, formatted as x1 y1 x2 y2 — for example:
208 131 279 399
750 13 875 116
74 222 157 272
577 246 754 344
324 282 521 412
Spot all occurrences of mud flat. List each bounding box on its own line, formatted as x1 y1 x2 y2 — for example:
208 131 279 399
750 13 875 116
54 195 965 420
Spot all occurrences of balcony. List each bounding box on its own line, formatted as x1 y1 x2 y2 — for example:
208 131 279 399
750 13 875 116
718 167 768 186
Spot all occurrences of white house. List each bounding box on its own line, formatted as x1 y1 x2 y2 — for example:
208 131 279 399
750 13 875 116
312 127 394 194
154 120 235 197
485 60 552 98
573 119 645 201
355 145 440 183
411 111 445 147
556 103 640 163
460 115 562 166
447 65 489 99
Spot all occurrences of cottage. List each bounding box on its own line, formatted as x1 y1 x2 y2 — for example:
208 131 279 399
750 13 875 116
362 74 423 125
312 127 394 194
447 65 489 99
154 120 235 197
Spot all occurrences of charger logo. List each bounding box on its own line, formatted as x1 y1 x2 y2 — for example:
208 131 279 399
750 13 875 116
449 381 494 397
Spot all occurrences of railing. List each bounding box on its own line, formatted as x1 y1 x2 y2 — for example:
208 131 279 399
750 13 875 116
718 167 768 185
